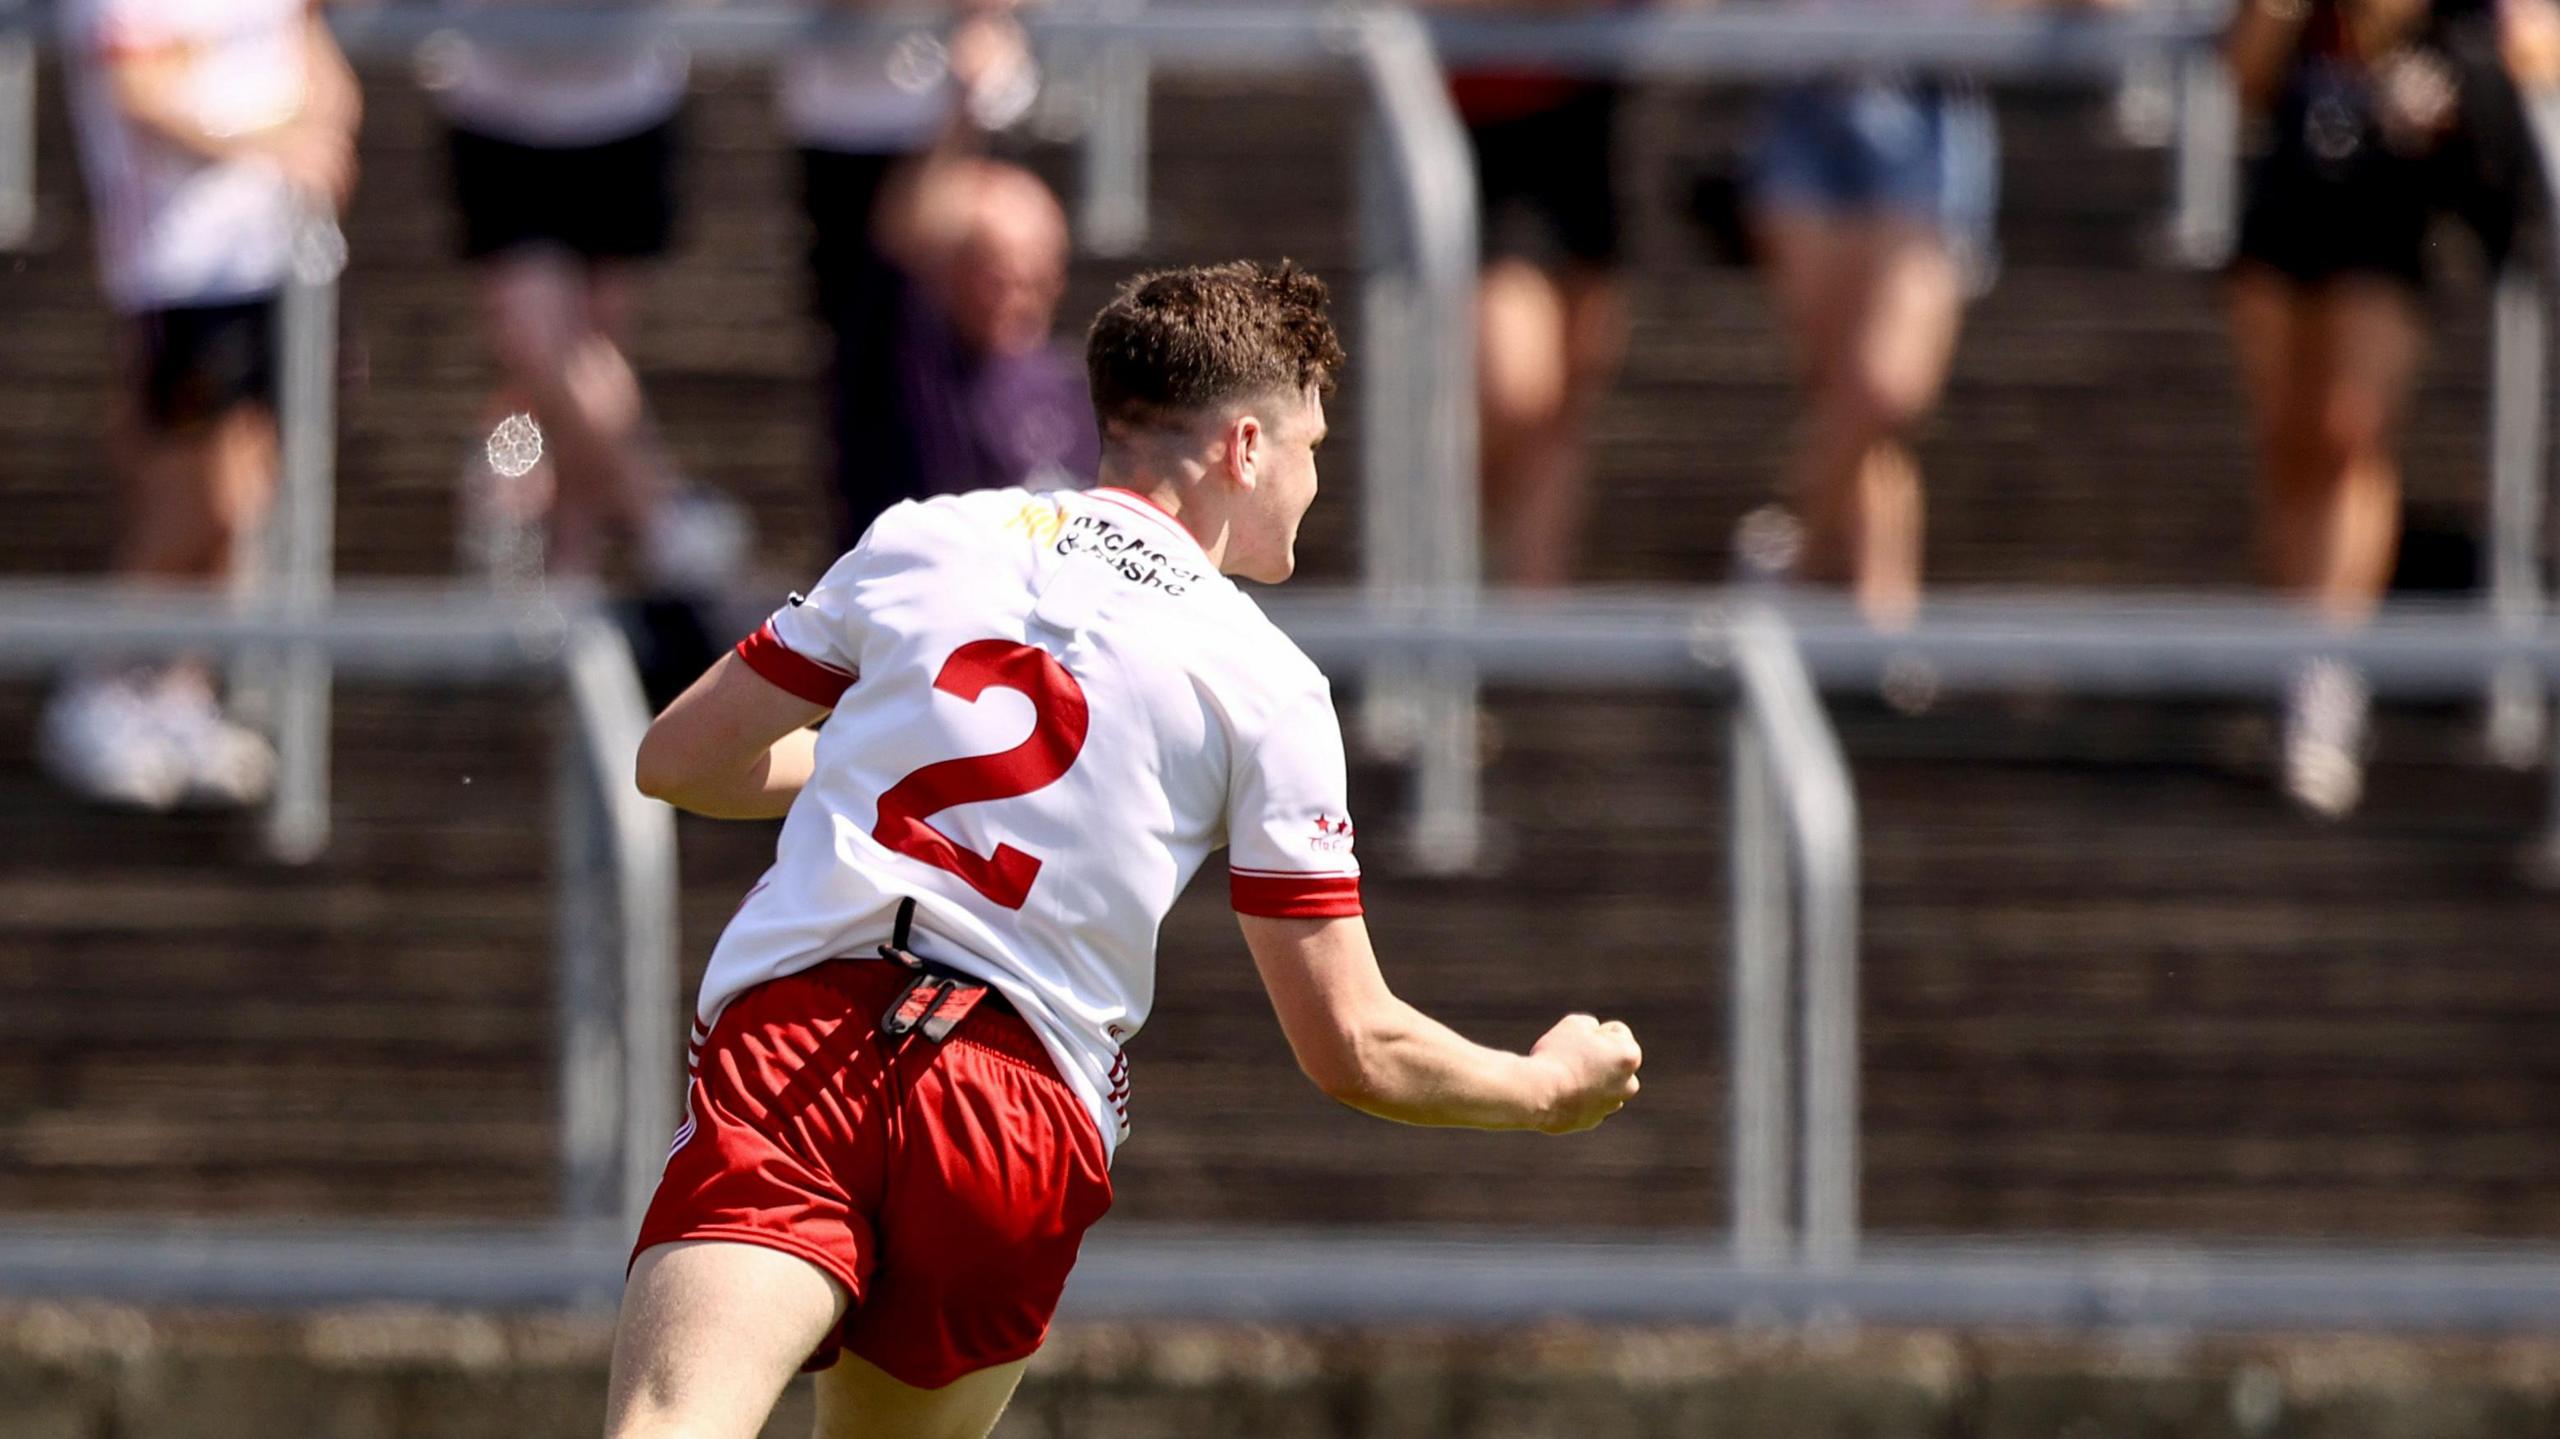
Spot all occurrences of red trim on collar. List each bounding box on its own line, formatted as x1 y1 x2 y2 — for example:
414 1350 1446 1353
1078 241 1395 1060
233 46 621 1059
1086 488 1206 558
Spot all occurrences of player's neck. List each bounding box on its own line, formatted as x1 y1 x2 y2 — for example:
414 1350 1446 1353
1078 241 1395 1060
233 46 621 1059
1094 466 1230 571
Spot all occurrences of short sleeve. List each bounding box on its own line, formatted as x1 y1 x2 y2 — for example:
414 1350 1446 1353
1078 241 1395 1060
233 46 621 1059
1226 678 1362 919
735 547 868 708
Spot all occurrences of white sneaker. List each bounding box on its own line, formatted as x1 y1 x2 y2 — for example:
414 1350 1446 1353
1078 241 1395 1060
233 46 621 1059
2282 658 2370 819
641 487 751 597
38 674 188 811
153 681 277 809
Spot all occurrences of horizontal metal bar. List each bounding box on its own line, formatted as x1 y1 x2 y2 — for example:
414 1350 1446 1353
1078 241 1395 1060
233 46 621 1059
0 3 2220 77
16 1223 2560 1332
11 581 2557 695
1067 1231 2560 1331
1262 588 2560 695
0 581 587 678
335 5 1360 67
1426 9 2222 79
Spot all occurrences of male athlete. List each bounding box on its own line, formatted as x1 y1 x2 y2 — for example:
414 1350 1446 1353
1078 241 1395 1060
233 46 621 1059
611 261 1644 1439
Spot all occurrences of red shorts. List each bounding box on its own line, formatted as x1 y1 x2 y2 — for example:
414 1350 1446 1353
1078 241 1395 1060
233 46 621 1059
632 959 1113 1388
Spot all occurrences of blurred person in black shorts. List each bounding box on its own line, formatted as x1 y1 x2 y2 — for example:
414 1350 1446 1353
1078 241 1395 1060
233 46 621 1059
50 0 359 810
425 18 746 624
2226 0 2560 814
1443 15 1631 588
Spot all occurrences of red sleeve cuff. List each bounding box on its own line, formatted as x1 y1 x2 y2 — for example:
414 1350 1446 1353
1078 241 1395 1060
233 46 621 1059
1230 870 1363 919
736 620 857 707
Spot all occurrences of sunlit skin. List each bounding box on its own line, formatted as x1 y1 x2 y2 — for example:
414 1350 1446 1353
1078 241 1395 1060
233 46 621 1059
1095 384 1328 585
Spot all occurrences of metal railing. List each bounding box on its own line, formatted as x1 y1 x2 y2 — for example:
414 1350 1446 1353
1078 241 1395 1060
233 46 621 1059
1354 7 1484 872
0 583 682 1235
235 211 348 864
0 1 2260 872
1723 605 1858 1268
0 0 29 250
11 590 2560 1319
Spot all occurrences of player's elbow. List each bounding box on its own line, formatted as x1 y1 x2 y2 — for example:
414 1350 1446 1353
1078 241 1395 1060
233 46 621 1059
632 726 700 808
1302 1050 1373 1108
1296 1020 1390 1110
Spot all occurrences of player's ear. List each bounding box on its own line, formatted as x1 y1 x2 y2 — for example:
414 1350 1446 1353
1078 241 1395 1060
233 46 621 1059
1228 413 1263 491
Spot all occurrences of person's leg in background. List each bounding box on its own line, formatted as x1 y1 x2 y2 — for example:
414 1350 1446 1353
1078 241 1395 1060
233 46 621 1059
478 247 675 578
42 306 282 810
1749 83 1979 629
1478 259 1625 589
2229 266 2425 813
1469 85 1628 590
1757 210 1962 628
2231 272 2423 623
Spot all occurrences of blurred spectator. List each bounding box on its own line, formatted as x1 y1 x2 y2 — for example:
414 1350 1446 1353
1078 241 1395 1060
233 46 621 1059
422 18 747 597
1744 74 1999 628
1442 5 1632 589
2225 0 2560 814
788 1 1091 549
46 0 358 809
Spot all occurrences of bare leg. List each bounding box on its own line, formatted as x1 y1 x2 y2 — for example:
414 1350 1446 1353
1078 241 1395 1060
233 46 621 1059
2231 269 2419 815
811 1352 1030 1439
1758 211 1964 627
479 250 671 577
115 404 277 583
605 1240 847 1439
1477 259 1626 588
2232 270 2421 621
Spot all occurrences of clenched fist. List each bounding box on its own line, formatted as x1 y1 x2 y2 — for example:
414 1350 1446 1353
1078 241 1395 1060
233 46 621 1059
1528 1012 1643 1134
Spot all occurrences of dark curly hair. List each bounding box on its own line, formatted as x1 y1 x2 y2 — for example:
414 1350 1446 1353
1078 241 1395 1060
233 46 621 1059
1084 260 1345 438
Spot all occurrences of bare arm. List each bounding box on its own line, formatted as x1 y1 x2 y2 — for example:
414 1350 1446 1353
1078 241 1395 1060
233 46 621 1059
1239 913 1641 1133
634 653 830 819
106 15 361 207
870 12 1035 271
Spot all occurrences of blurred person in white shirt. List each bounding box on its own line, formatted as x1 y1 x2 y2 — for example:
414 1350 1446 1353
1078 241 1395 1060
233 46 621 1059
48 0 358 810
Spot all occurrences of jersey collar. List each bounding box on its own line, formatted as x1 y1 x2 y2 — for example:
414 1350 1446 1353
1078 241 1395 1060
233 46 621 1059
1084 487 1214 567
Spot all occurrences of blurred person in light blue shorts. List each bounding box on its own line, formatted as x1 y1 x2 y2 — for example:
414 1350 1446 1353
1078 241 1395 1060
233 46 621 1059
1746 74 1998 626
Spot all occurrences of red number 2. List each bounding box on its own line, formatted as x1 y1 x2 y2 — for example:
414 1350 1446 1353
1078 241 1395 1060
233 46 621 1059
871 639 1090 909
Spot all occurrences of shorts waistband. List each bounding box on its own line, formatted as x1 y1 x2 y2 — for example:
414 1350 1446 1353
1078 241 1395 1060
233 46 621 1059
800 955 1054 1073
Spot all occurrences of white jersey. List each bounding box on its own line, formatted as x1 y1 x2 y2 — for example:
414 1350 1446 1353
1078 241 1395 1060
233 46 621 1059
779 40 946 153
425 23 687 148
64 0 313 313
709 487 1363 1160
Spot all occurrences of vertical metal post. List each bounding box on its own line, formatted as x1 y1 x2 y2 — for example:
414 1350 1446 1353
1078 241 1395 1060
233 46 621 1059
560 617 680 1234
1077 6 1150 257
1732 607 1863 1266
1356 9 1483 872
0 0 32 251
2528 93 2560 860
1728 714 1791 1262
555 722 623 1227
262 211 344 863
1796 775 1863 1269
1356 122 1425 762
2487 270 2547 766
2167 41 2237 268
